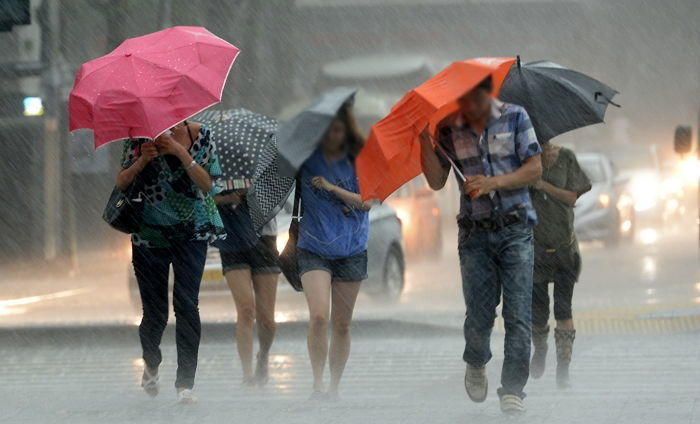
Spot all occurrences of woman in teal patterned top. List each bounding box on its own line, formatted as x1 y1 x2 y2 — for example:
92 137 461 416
116 120 223 404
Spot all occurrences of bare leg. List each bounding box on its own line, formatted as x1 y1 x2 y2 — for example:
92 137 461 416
252 272 279 383
302 270 332 392
328 281 361 396
226 269 255 382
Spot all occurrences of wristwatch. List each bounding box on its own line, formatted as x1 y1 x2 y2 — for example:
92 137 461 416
185 160 197 170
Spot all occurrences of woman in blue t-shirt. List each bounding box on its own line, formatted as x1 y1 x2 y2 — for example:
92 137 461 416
297 105 372 400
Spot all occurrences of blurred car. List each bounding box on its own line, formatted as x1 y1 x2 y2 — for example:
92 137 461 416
597 144 664 225
385 175 442 257
127 200 406 305
574 152 635 244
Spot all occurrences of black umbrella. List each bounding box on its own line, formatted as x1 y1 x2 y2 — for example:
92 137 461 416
499 57 620 143
196 108 278 189
276 87 357 177
247 135 295 233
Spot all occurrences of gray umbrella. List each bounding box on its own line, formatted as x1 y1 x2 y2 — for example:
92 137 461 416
276 87 357 177
499 58 620 143
196 108 277 188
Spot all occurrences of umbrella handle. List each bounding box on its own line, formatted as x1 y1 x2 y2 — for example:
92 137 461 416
432 135 480 199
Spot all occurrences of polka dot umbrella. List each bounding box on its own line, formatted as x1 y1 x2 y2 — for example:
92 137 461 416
196 108 294 233
196 108 277 189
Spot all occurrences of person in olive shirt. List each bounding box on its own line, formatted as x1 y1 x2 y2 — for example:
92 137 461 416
529 141 591 389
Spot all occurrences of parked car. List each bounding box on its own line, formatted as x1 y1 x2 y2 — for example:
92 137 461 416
574 152 635 244
385 175 442 257
127 199 406 305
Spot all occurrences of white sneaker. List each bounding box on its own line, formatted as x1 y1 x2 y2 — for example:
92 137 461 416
500 394 526 416
464 364 488 403
176 389 197 404
141 367 159 398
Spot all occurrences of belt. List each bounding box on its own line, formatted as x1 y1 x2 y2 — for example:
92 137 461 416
458 213 521 232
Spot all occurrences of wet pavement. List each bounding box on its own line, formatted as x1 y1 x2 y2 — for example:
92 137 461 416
1 322 698 424
0 220 699 423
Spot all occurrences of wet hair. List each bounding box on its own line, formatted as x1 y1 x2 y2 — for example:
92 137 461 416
336 104 365 159
476 75 493 93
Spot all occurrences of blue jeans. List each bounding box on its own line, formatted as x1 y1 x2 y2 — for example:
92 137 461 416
458 221 534 399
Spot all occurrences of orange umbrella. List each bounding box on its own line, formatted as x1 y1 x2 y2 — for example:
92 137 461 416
357 57 516 201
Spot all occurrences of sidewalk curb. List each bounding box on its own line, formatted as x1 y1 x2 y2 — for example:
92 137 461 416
0 319 461 347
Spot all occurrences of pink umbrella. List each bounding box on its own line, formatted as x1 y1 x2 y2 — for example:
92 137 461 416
69 26 240 148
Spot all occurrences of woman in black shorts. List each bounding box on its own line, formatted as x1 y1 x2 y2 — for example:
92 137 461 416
529 141 591 389
215 189 280 387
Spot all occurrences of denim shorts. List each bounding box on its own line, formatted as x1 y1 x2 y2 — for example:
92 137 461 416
297 248 368 282
220 236 280 275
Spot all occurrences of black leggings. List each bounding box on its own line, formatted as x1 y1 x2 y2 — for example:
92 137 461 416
132 240 207 389
532 281 575 329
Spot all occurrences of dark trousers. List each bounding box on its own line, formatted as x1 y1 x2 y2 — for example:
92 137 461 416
458 221 534 399
132 240 207 389
532 245 579 328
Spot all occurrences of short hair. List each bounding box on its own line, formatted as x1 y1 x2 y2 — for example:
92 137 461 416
476 76 493 93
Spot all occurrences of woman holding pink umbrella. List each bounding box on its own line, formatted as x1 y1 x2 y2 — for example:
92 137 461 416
117 121 224 403
69 26 239 404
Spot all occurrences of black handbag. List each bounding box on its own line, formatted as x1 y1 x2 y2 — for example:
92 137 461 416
102 177 145 234
279 179 303 291
213 197 260 252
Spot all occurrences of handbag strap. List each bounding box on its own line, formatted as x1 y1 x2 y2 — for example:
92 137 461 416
292 177 303 222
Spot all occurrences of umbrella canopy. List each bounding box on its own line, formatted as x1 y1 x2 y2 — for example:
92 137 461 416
247 135 295 233
499 58 620 143
69 26 240 148
276 88 357 177
356 57 516 201
196 108 277 186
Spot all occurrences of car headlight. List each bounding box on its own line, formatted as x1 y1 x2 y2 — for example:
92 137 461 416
679 156 700 185
628 175 660 212
277 231 289 252
598 193 610 208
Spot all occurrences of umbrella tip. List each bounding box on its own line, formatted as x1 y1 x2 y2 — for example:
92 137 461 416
516 55 521 69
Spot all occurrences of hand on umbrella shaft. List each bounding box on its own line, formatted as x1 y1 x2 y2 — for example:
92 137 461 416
155 134 187 160
137 142 159 165
464 175 497 198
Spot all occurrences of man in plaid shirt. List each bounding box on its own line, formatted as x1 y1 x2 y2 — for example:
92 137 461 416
420 76 542 416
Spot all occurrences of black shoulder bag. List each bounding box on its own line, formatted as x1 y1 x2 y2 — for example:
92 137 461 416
279 178 304 292
103 176 145 234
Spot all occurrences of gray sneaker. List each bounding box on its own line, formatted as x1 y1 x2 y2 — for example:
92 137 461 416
499 394 526 416
464 364 488 402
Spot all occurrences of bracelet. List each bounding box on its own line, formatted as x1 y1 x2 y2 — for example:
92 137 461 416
185 160 197 170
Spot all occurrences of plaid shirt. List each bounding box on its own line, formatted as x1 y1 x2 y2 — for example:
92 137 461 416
436 100 542 226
